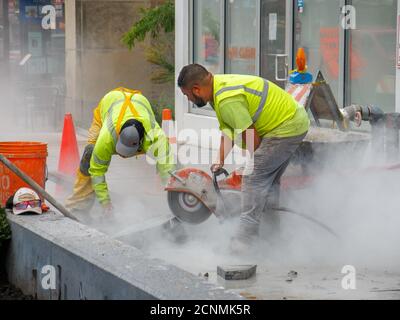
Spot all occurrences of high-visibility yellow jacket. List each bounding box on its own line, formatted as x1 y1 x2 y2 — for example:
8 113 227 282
213 74 309 139
88 88 175 205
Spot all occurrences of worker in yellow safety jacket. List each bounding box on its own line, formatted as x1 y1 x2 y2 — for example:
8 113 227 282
65 88 175 215
178 64 310 254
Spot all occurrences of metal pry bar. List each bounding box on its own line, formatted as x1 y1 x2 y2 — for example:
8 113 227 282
0 154 79 221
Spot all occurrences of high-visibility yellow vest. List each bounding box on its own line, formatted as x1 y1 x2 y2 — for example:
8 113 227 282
88 88 175 204
213 74 298 137
98 88 157 148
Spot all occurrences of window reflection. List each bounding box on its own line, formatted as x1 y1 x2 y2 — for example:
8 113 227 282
193 0 223 74
347 0 397 113
226 0 257 74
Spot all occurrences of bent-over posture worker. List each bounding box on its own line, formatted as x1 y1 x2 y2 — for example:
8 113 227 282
177 64 310 253
66 88 175 214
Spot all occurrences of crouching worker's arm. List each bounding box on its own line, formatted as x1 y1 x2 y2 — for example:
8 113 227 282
89 134 114 214
145 124 176 185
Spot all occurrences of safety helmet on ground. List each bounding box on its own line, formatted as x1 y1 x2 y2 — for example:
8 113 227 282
12 187 43 215
116 119 145 158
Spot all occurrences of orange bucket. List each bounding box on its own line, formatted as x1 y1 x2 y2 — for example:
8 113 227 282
0 142 48 207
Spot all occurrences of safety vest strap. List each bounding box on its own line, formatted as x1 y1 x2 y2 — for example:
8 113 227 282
215 79 269 124
252 80 269 124
115 92 141 137
103 88 156 145
112 87 142 136
131 97 156 129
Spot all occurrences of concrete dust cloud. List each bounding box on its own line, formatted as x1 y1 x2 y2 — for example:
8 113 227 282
2 66 399 275
282 167 400 269
0 71 63 136
107 140 400 276
0 78 19 134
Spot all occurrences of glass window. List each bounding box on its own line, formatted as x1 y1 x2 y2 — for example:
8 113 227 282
225 0 258 74
192 0 224 114
191 0 258 115
0 1 5 61
294 0 342 104
346 0 397 113
193 0 224 74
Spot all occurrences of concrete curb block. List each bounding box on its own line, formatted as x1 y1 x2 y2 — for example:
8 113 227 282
6 213 242 300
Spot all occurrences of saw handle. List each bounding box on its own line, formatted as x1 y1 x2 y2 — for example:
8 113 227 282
212 168 229 195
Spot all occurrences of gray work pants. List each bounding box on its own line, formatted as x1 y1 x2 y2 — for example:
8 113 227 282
238 132 307 240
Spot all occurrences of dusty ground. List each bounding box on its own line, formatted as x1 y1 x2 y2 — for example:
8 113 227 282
120 216 400 300
2 130 400 300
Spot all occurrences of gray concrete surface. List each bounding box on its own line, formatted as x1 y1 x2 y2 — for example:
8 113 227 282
3 130 400 300
5 212 242 300
121 216 400 300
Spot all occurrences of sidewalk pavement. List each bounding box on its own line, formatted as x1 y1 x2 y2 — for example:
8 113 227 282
0 126 248 235
1 129 174 236
3 128 400 300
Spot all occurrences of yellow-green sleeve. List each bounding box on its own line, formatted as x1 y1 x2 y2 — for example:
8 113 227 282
89 129 114 205
219 95 253 140
143 123 176 180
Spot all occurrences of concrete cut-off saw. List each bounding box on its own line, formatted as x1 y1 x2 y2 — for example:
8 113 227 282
165 167 338 238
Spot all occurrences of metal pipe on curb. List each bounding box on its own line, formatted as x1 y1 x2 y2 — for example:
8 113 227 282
0 154 79 221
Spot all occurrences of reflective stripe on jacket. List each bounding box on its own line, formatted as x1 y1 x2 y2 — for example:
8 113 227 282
213 74 299 137
88 88 175 205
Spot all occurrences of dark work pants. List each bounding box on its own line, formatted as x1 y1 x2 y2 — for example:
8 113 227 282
238 132 307 240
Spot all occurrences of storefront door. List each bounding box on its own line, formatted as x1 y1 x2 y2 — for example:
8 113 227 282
260 0 289 88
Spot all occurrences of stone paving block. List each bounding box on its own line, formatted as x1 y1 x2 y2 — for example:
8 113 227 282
217 265 257 281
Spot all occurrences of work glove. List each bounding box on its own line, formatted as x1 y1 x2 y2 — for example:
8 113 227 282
80 144 95 176
211 162 224 173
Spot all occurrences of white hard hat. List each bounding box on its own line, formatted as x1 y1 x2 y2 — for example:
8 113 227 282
12 187 43 215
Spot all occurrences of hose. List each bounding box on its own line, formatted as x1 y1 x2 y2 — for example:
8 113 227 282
342 105 385 124
211 169 338 238
271 206 339 239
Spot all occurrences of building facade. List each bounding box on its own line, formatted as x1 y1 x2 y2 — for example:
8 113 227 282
65 0 173 128
175 0 400 136
0 0 173 130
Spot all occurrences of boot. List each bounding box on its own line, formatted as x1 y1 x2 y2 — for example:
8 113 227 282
229 222 259 255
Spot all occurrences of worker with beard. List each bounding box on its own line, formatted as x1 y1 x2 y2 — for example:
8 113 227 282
177 64 309 253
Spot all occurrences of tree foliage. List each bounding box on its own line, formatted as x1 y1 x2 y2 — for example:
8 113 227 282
122 0 175 119
145 32 175 84
122 0 175 50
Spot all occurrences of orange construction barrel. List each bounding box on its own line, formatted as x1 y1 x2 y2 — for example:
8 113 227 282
0 142 48 206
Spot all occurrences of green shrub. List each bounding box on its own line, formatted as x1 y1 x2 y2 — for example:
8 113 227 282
123 1 175 124
0 207 11 249
150 95 175 125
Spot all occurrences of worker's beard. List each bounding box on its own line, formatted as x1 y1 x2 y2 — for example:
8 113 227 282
193 93 207 108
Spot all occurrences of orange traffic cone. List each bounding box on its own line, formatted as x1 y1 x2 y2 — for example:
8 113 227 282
162 108 177 166
162 109 176 144
296 47 307 72
58 114 80 177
